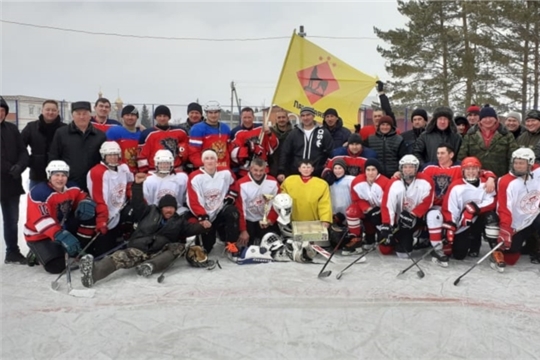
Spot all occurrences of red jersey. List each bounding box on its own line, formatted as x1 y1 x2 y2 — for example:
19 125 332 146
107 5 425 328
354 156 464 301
137 126 189 173
91 117 121 133
24 182 87 242
230 125 279 177
106 125 142 173
322 154 368 178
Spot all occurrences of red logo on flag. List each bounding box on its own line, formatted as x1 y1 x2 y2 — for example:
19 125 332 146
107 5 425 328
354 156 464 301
297 58 339 104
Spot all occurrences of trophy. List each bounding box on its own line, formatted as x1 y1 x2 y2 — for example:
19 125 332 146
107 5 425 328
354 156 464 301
260 194 275 226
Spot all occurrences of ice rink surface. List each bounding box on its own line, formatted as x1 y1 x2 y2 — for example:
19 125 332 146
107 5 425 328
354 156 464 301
2 172 539 360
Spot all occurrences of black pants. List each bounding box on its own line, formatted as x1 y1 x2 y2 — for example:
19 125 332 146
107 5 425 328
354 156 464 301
1 194 21 255
509 213 540 254
246 220 280 246
199 205 240 254
453 215 486 260
390 219 426 253
27 240 65 274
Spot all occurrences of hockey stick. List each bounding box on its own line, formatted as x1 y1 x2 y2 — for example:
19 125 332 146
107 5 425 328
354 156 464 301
397 242 442 277
318 228 348 278
453 242 503 286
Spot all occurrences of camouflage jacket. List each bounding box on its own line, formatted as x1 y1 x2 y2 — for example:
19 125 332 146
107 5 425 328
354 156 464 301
458 123 518 177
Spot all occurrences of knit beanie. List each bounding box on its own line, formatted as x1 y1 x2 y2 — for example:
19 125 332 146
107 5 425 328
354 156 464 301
526 109 540 122
410 108 428 122
300 106 316 115
333 158 347 172
0 96 9 115
323 108 339 118
432 106 454 122
154 105 171 119
378 115 394 127
187 102 203 115
466 104 481 114
364 158 382 174
347 133 363 145
506 111 522 123
121 105 139 118
454 116 469 127
158 195 177 210
479 105 497 121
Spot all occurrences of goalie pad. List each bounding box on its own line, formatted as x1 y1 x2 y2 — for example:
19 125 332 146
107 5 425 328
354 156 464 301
237 245 273 265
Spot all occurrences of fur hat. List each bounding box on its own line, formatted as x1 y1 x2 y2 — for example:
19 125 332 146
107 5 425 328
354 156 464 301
526 109 540 122
432 106 454 122
158 195 177 210
410 108 428 122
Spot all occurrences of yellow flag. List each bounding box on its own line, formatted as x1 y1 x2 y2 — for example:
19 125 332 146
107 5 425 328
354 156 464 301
273 32 377 130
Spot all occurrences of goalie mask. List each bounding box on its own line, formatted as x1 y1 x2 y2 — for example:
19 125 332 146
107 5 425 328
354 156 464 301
510 148 535 177
186 245 216 269
154 149 174 174
461 157 481 183
99 141 121 167
399 155 420 181
272 193 293 225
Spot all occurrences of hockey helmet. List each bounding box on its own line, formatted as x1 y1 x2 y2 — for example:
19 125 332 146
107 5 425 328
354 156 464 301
99 141 121 166
399 155 420 180
510 148 535 176
204 101 221 112
461 157 481 183
272 193 293 225
46 160 69 179
154 149 174 174
278 223 294 239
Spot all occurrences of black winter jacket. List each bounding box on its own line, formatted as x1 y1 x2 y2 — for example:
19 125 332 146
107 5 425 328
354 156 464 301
128 183 205 254
21 115 66 182
268 122 293 177
401 127 425 154
48 121 106 192
278 124 334 177
0 120 29 199
413 119 462 166
323 117 351 150
366 128 408 178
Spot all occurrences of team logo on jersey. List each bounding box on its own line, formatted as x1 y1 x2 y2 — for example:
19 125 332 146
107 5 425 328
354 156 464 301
348 165 361 176
211 140 228 160
204 189 223 211
247 196 265 216
402 196 415 211
519 190 540 214
160 138 179 157
110 184 127 209
56 200 73 223
434 174 452 199
124 147 138 169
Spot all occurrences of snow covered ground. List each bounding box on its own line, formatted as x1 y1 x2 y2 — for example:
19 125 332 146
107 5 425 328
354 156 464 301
2 171 540 360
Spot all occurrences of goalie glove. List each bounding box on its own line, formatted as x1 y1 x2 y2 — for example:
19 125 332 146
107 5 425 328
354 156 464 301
461 202 480 227
497 227 513 251
442 221 457 244
398 210 416 229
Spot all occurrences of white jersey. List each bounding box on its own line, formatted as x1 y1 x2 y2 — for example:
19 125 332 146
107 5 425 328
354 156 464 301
87 163 134 229
235 174 279 229
381 174 434 226
442 178 497 234
143 171 189 215
497 166 540 232
330 175 354 215
187 167 235 222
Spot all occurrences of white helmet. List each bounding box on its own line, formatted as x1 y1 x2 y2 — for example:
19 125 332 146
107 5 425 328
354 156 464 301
272 193 293 225
154 149 174 174
510 147 535 176
279 223 294 239
46 160 70 179
399 154 420 180
204 101 221 112
99 141 121 166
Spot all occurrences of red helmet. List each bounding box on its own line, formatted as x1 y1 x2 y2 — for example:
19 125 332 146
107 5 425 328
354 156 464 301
461 157 481 168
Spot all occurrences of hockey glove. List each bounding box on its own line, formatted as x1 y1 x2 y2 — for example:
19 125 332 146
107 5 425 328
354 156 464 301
376 80 385 92
398 210 416 229
365 207 382 224
460 202 480 227
223 195 235 206
497 227 513 251
379 224 393 245
246 140 264 157
75 199 96 221
54 230 82 257
442 221 457 244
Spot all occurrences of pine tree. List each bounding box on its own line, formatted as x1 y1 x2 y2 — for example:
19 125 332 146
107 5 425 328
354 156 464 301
141 104 152 128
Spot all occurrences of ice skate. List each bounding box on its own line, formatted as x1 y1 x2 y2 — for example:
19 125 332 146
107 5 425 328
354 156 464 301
490 250 506 273
431 248 449 268
342 237 363 256
225 242 240 263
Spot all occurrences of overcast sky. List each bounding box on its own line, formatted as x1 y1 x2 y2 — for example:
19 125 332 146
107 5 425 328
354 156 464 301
1 1 406 119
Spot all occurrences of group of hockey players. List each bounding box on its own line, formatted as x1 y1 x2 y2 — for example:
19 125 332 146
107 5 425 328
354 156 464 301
1 85 540 289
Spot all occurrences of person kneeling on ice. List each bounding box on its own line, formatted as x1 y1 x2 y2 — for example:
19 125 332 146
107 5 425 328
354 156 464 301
24 160 96 274
494 148 540 271
79 173 209 287
379 155 435 258
344 159 389 255
440 157 498 266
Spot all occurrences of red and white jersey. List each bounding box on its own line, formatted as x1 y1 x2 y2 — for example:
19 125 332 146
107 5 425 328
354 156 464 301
442 177 497 233
187 167 235 222
137 126 189 173
143 171 189 215
421 163 462 206
24 182 87 242
322 155 368 178
330 175 354 215
230 125 279 177
234 173 279 231
350 174 390 214
497 165 540 232
381 174 434 226
87 163 133 229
